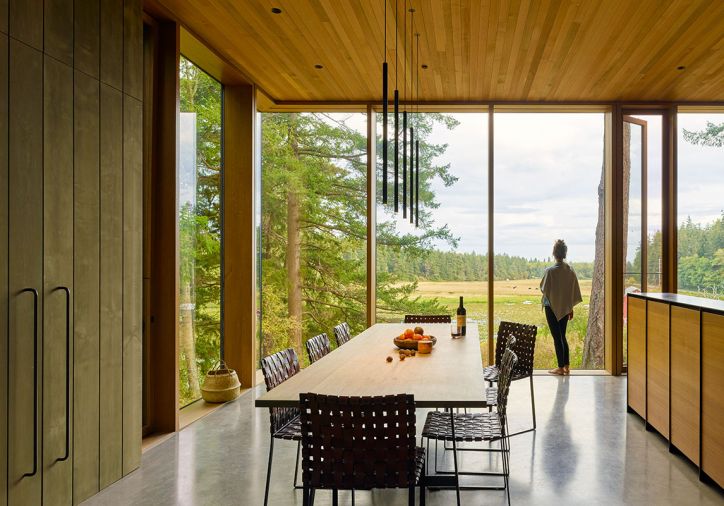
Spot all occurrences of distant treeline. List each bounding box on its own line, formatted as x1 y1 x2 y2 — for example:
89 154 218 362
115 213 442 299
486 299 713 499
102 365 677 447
377 248 594 281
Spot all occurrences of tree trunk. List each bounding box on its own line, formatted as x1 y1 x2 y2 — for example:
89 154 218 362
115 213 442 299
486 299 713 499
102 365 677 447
583 124 631 368
287 114 303 351
179 281 201 400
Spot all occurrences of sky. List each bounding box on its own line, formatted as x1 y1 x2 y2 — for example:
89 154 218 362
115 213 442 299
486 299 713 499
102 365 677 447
320 111 723 263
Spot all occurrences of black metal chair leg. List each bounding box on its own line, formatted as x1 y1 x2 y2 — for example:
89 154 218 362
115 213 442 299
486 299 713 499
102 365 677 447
450 412 461 506
264 437 274 506
293 440 301 488
530 374 537 430
420 481 426 506
408 485 415 506
332 489 339 506
303 485 309 506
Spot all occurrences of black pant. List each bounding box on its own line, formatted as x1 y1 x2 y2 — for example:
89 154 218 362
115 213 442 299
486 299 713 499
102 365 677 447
545 305 569 368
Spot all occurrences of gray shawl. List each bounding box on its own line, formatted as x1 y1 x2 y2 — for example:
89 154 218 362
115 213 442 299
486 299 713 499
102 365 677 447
540 262 583 321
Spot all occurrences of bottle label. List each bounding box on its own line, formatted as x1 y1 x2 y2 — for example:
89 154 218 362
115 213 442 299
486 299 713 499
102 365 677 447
457 315 466 328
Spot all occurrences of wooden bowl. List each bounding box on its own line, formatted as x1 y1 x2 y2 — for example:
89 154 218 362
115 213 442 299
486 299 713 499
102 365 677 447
393 335 437 350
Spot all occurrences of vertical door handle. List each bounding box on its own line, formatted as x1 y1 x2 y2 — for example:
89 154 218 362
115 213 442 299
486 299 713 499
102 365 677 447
19 288 39 478
55 286 71 462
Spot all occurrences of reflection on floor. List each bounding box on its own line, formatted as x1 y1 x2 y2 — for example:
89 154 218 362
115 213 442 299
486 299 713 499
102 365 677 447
83 376 724 505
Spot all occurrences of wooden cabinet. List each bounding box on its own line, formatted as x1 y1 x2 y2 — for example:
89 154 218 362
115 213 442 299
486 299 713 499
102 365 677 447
646 301 670 435
702 312 724 486
627 296 646 417
628 293 724 488
670 306 700 465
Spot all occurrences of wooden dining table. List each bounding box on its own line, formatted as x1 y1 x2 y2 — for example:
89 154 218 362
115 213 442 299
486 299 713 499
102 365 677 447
255 322 491 505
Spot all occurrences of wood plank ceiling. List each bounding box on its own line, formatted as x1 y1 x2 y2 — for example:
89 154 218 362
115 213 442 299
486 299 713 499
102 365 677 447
153 0 724 104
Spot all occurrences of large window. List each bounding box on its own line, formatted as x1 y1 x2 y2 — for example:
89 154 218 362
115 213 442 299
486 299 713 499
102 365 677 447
258 113 367 366
494 113 605 369
178 56 223 407
375 113 489 355
678 112 724 300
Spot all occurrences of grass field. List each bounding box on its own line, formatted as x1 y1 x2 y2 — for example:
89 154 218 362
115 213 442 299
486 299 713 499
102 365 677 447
380 279 598 370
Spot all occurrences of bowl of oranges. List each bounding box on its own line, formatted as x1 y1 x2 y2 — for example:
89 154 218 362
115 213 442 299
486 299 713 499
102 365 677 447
394 327 437 350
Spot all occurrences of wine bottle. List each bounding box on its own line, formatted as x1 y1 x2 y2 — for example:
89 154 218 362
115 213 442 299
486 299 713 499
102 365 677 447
457 296 466 336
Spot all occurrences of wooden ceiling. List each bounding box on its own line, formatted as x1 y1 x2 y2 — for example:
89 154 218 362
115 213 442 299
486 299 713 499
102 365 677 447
152 0 724 105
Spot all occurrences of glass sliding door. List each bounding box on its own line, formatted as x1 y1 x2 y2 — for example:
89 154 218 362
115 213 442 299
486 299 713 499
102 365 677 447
178 56 223 408
494 112 605 369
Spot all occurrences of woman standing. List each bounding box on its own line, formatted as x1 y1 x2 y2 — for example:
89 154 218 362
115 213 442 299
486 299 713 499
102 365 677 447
540 240 582 375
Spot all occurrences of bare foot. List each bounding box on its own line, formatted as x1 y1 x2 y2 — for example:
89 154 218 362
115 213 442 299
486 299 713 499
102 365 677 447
563 366 570 375
548 368 565 375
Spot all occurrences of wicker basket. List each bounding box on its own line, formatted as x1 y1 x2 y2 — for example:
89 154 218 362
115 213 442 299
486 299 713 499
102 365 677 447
393 335 437 350
201 361 241 403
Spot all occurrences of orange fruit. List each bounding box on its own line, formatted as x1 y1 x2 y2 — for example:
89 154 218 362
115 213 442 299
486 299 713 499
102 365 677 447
404 328 415 338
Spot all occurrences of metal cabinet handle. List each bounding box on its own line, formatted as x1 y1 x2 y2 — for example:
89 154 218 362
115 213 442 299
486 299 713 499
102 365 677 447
55 286 71 462
19 288 39 478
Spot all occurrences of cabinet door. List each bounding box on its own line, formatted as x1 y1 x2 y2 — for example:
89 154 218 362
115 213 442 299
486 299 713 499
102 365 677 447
646 301 670 436
670 306 700 465
42 55 74 506
8 38 43 506
702 312 724 487
627 296 646 417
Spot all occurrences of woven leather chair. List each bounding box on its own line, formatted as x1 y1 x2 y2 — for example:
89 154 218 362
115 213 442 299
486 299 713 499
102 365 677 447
305 333 331 364
261 348 303 506
422 347 517 504
333 322 352 347
299 393 426 506
404 314 452 324
483 321 537 436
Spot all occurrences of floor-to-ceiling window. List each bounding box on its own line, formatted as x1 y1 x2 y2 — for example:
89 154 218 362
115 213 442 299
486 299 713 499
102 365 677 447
677 112 724 300
178 56 223 407
375 112 489 356
258 112 367 366
494 112 605 369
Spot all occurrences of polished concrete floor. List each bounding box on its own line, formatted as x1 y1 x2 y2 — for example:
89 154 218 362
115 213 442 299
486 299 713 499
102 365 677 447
84 376 724 505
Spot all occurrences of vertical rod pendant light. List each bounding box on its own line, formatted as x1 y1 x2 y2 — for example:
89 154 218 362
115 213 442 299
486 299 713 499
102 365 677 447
402 0 408 220
415 32 420 227
409 125 414 223
382 0 388 204
409 9 415 224
393 0 399 213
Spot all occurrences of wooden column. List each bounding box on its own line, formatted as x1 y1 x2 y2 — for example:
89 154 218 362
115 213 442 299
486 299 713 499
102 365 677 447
148 20 180 432
0 31 8 506
366 105 377 327
222 84 257 388
662 106 677 293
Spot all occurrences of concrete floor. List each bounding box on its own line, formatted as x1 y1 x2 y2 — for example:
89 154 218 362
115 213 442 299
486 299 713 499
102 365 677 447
84 376 724 506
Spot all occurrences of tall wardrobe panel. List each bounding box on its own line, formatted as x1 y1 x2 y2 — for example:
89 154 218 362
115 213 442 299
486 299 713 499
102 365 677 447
73 71 101 504
123 96 143 474
7 39 43 506
8 0 42 50
74 0 99 78
0 33 8 506
45 0 74 65
100 0 123 90
43 55 74 506
100 84 124 488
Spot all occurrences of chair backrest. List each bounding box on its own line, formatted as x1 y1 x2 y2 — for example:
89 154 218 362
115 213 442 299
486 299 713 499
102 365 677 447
404 314 451 324
495 321 537 377
299 393 418 491
260 348 301 434
496 346 519 425
305 333 331 364
333 322 352 347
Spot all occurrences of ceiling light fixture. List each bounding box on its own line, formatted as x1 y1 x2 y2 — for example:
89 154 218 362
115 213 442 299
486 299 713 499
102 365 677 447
314 64 324 69
382 0 388 205
271 7 282 14
421 64 428 69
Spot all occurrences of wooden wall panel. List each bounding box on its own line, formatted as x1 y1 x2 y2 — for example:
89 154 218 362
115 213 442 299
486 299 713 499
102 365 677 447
627 296 646 417
123 95 143 474
124 0 142 99
74 0 100 78
100 84 124 488
670 306 700 465
100 0 123 89
44 0 73 65
702 312 724 487
0 0 6 34
73 70 100 504
9 0 42 50
42 55 74 506
8 38 43 506
0 32 8 506
222 84 256 388
646 301 670 436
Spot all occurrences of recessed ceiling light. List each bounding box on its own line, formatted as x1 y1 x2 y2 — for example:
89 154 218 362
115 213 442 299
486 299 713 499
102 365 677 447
271 7 282 14
314 64 324 69
676 65 685 71
421 64 428 69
